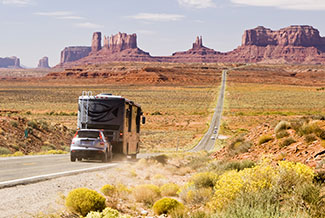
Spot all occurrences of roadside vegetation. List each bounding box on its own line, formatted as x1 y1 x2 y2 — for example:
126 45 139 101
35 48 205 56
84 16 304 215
37 153 324 218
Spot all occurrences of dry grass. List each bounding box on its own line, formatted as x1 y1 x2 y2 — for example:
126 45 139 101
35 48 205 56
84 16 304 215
0 81 220 152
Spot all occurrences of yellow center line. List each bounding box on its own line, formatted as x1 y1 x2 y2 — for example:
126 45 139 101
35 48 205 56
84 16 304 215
22 163 36 166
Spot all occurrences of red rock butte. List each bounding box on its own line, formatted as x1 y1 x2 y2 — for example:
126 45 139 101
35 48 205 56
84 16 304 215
57 25 325 67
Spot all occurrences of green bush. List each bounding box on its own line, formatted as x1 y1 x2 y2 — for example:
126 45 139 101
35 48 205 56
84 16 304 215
65 188 106 216
132 184 161 205
276 130 290 139
258 135 273 145
190 172 218 189
153 197 184 215
0 147 12 155
160 183 180 197
280 137 296 148
101 184 117 197
274 121 291 133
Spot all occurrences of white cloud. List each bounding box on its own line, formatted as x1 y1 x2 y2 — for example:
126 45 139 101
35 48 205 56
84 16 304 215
129 13 185 21
178 0 216 8
35 11 85 20
2 0 31 6
231 0 325 10
34 11 74 17
76 22 103 29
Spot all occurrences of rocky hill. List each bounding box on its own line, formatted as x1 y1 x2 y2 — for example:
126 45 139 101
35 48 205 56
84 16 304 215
57 25 325 67
37 56 50 68
0 56 21 68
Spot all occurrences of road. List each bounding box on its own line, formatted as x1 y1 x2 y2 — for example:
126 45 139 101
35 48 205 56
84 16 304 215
190 70 227 151
0 70 227 188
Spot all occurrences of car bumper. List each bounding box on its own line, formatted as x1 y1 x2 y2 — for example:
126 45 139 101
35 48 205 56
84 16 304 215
70 147 105 159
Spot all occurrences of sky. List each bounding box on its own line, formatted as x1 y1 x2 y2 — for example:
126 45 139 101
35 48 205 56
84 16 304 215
1 0 325 67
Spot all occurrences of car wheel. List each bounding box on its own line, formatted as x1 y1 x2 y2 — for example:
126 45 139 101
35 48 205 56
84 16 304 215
77 157 82 162
70 155 76 162
102 151 108 163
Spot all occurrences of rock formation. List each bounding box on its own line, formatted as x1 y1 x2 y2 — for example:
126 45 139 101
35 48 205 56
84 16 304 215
60 46 91 64
242 25 325 49
91 32 102 52
37 56 50 68
169 36 220 62
0 56 21 68
58 25 325 67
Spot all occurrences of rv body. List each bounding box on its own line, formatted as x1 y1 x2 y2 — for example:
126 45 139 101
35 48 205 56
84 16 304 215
77 92 143 158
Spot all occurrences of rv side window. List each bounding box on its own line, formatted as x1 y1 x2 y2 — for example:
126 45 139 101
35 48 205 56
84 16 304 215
128 105 132 132
136 108 141 133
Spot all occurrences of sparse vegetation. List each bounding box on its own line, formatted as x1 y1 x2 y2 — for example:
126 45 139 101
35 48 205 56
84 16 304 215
65 188 106 216
274 121 291 133
132 184 161 206
258 134 273 145
153 198 184 215
160 183 179 197
280 137 296 148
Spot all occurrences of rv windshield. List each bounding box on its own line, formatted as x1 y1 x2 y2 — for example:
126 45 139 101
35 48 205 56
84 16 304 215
77 131 100 138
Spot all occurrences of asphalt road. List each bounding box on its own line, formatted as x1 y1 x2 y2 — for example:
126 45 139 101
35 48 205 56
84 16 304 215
0 154 120 188
190 70 227 151
0 70 227 188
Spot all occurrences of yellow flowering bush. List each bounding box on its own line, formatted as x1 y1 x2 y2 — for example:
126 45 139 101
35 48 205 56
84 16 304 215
211 170 244 210
210 159 315 212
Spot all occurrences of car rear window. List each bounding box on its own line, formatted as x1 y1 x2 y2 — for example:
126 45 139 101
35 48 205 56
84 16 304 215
77 131 100 138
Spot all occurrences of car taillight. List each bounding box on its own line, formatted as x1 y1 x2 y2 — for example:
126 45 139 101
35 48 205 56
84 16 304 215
119 132 123 137
100 142 105 145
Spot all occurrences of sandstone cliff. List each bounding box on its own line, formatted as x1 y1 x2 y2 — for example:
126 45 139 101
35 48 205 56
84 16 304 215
58 25 325 66
0 56 21 68
37 56 50 68
60 46 91 64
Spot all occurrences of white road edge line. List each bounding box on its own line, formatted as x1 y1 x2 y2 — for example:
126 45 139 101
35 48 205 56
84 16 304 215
0 163 118 189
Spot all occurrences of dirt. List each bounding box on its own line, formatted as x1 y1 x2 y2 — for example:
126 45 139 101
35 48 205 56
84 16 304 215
213 118 325 170
0 157 193 218
0 115 73 155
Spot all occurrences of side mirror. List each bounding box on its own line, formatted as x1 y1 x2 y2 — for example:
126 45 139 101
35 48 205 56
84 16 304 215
142 116 146 124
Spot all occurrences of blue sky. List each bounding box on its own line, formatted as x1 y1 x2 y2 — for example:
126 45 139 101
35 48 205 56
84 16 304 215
1 0 325 67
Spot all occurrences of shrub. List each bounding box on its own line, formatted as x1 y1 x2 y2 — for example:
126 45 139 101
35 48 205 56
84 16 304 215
228 136 252 155
86 207 124 218
27 120 38 129
153 198 184 215
319 130 325 140
0 147 12 155
258 135 273 145
10 121 18 128
305 134 317 143
274 121 291 133
65 188 106 216
190 172 218 189
276 130 289 139
132 184 161 205
298 122 322 136
101 184 117 197
280 137 296 148
160 183 180 197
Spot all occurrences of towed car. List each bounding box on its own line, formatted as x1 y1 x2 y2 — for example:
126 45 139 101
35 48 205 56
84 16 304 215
70 129 112 162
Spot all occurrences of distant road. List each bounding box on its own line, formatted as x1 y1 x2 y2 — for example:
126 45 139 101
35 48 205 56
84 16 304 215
191 70 227 151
